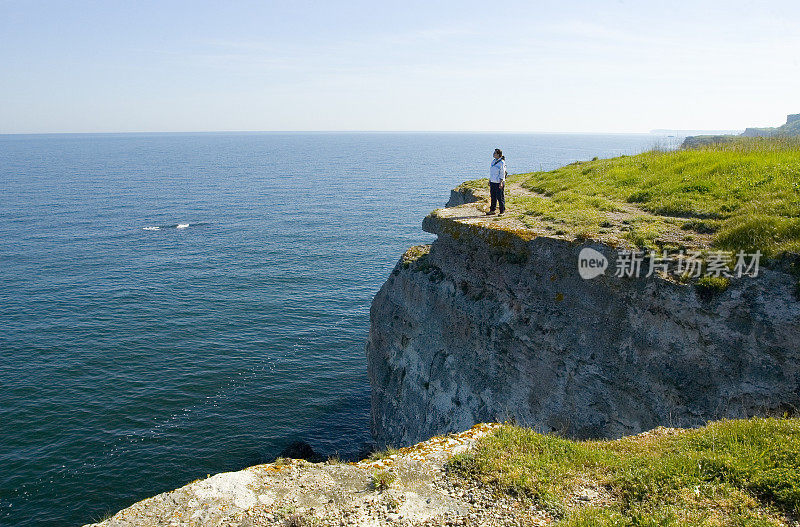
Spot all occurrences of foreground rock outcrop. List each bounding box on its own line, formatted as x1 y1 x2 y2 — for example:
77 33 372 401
367 189 800 447
86 423 554 527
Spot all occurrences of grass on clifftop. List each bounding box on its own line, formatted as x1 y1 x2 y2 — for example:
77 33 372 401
466 137 800 255
448 417 800 526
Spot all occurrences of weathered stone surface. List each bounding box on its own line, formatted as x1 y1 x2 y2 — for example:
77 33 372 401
82 424 535 527
367 200 800 447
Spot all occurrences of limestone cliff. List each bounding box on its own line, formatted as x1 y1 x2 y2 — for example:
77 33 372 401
366 189 800 447
742 113 800 137
683 113 800 147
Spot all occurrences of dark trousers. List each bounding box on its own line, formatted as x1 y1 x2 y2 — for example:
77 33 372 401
489 182 505 213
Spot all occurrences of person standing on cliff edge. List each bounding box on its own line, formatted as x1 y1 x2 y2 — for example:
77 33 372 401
487 148 506 215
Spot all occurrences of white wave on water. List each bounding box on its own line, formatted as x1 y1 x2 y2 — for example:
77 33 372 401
143 223 197 231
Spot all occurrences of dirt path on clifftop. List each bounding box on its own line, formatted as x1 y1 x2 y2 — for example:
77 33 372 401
440 180 713 250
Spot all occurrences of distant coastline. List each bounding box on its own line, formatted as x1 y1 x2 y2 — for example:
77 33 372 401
682 113 800 148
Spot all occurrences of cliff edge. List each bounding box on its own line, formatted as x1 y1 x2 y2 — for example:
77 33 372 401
367 142 800 447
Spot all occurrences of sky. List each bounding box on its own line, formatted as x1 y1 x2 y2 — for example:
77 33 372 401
1 0 799 134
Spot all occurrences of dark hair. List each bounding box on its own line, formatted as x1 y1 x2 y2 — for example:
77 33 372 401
494 148 505 161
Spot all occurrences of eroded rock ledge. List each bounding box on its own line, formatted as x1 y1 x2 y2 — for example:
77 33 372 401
85 423 552 527
367 190 800 447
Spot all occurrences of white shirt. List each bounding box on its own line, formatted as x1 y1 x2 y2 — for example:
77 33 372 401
489 158 506 183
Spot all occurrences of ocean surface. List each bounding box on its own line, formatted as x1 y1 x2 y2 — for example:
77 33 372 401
0 132 673 527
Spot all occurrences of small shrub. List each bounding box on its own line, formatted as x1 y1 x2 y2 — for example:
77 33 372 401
371 470 396 491
368 446 398 461
695 276 731 300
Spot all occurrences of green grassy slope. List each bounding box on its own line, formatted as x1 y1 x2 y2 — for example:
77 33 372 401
449 417 800 526
464 137 800 255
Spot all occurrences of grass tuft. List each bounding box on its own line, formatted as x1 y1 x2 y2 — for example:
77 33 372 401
368 446 399 461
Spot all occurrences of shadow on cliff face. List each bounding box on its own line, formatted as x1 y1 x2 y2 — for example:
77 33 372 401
234 438 384 469
232 441 322 468
279 441 320 461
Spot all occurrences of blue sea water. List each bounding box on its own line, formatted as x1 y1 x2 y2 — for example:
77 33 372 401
0 132 670 527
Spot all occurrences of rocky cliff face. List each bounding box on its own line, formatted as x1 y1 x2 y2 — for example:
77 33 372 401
367 193 800 447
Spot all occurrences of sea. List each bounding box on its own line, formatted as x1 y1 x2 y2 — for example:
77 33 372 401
0 132 675 527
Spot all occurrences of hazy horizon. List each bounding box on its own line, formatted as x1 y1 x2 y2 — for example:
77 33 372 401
2 0 798 134
0 129 745 137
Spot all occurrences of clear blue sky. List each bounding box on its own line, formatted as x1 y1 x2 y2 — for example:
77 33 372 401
2 0 798 133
